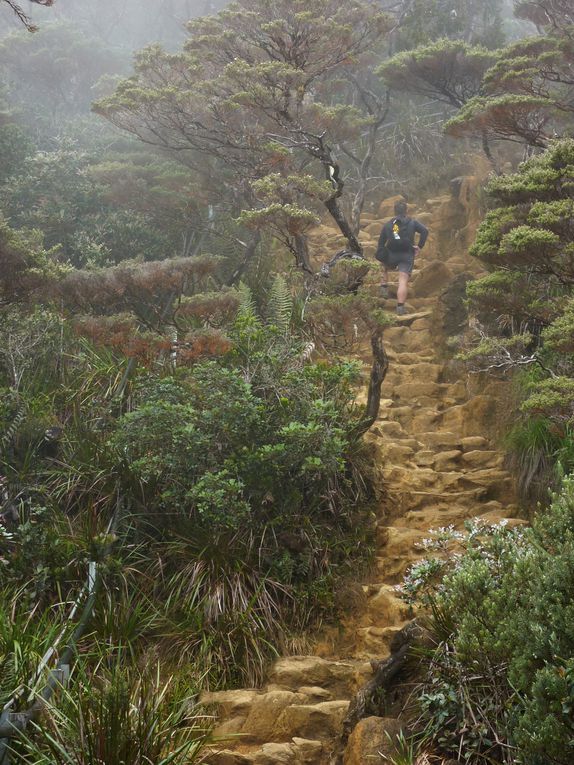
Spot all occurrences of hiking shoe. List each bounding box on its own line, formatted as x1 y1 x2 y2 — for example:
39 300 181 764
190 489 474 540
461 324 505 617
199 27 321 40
380 284 389 299
396 304 407 316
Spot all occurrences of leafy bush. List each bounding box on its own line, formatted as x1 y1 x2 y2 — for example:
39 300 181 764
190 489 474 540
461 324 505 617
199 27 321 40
404 477 574 764
107 316 372 685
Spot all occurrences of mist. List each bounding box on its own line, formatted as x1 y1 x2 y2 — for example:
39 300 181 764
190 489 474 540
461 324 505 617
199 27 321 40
0 0 228 49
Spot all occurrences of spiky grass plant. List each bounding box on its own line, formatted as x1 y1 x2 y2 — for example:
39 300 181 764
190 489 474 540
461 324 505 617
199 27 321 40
0 586 69 710
505 416 574 502
149 529 288 689
12 659 214 765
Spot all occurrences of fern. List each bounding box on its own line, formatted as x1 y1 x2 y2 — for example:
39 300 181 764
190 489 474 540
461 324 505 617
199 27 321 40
0 399 27 457
266 274 292 333
236 282 261 325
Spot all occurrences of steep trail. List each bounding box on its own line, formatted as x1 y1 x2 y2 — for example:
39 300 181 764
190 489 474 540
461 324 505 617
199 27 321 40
203 182 520 765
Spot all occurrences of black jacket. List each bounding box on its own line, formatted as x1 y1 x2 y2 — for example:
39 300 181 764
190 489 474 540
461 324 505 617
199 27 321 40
375 216 429 261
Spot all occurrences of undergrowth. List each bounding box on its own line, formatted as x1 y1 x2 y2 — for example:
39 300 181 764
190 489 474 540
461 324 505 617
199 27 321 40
400 477 574 765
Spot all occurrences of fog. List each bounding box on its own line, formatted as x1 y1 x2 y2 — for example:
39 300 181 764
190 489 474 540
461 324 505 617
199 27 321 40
0 0 228 49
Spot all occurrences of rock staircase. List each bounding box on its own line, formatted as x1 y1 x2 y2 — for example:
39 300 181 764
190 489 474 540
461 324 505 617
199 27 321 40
201 184 520 765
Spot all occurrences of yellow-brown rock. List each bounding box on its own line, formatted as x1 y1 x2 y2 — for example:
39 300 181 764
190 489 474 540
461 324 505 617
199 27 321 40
343 716 403 765
268 657 357 697
241 691 308 742
274 701 349 741
378 195 406 219
412 260 453 297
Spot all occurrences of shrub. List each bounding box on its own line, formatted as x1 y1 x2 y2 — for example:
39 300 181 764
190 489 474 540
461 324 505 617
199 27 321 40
106 321 372 686
405 477 574 764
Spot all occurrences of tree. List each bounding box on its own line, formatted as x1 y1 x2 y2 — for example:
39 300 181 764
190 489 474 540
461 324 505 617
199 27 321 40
0 85 32 182
378 39 498 109
1 146 210 268
94 0 390 273
0 217 63 305
514 0 574 31
444 21 574 148
57 255 237 372
460 140 574 432
378 39 500 162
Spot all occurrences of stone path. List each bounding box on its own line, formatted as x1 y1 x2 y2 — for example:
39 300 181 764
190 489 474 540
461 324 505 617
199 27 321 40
202 186 519 765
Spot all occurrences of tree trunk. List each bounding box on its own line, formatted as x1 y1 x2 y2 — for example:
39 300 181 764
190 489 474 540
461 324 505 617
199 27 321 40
226 230 262 286
481 130 499 174
293 233 312 273
352 328 388 438
324 196 364 255
342 620 425 740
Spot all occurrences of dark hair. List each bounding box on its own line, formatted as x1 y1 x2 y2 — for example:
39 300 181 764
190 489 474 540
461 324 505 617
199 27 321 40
394 200 408 216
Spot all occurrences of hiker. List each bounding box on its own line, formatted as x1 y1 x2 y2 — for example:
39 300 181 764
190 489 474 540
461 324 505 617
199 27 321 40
375 200 428 315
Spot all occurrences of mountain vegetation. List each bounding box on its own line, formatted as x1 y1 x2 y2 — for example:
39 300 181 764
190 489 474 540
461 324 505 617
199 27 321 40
1 0 574 763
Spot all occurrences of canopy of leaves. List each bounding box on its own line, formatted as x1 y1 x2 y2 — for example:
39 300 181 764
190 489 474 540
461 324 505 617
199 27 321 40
0 23 127 130
1 148 206 268
378 39 498 109
460 139 574 493
94 0 391 262
389 0 505 50
444 25 574 146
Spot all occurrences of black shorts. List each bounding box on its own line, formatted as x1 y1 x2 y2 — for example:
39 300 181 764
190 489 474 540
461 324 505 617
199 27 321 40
379 249 414 275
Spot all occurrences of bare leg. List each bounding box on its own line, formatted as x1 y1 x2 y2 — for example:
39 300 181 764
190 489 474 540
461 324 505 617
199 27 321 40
397 271 409 304
381 267 389 285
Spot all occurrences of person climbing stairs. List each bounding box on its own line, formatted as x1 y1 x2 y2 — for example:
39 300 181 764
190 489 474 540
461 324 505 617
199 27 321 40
200 182 521 765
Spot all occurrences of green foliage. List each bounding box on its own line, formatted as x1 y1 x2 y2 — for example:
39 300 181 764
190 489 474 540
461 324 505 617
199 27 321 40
379 40 498 109
13 660 212 765
444 93 551 146
0 218 66 304
0 264 373 690
266 274 292 333
1 148 202 268
111 352 358 542
0 87 33 182
96 309 370 685
461 140 574 483
0 585 69 710
407 477 574 764
0 506 83 604
521 377 574 422
442 21 574 147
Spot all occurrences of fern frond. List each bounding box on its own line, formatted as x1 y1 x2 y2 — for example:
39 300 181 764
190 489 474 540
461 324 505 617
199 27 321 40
1 400 27 457
236 282 261 325
267 274 292 333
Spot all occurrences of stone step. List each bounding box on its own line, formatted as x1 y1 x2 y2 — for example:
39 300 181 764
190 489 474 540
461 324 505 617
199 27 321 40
267 656 368 698
353 623 408 657
202 685 353 747
274 700 350 742
205 737 324 765
363 583 413 624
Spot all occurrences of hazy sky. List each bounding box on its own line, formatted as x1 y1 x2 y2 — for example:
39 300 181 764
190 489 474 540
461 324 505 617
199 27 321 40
0 0 228 49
